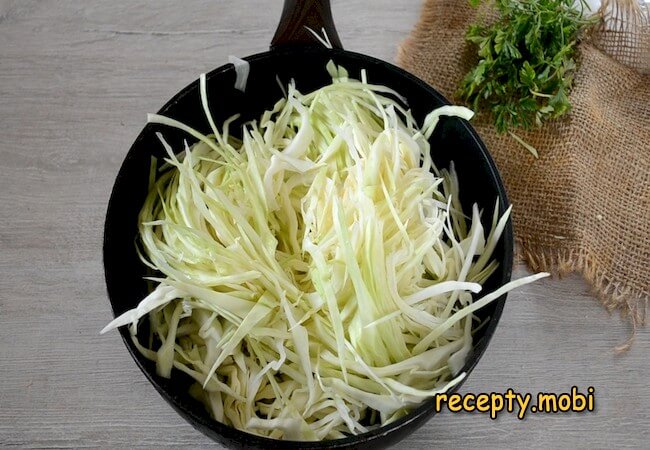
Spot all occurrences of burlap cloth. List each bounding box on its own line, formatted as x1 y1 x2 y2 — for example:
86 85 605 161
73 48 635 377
397 0 649 338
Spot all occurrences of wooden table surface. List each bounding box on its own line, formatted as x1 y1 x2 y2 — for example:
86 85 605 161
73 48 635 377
1 1 648 448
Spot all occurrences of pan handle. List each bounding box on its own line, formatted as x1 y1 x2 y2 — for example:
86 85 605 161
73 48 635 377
270 0 343 50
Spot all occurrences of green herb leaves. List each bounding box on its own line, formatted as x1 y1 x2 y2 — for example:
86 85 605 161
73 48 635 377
459 0 597 133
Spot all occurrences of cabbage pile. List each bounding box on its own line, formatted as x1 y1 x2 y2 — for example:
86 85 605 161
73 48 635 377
103 63 546 440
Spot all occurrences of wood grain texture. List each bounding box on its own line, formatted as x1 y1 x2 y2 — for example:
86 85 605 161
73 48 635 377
0 1 647 448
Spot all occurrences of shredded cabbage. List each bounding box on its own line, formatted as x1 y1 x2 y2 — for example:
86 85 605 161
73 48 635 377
228 55 250 92
305 26 334 49
102 62 548 441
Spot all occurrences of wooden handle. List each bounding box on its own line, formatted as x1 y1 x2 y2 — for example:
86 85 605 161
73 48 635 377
270 0 343 50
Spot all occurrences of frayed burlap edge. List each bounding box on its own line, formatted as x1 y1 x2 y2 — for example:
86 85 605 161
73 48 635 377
517 240 647 351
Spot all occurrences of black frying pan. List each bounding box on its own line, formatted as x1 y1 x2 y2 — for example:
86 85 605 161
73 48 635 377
103 1 514 448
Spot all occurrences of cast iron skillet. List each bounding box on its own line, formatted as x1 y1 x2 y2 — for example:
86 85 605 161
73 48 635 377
104 0 514 448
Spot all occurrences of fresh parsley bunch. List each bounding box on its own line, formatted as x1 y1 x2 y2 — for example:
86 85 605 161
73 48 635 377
459 0 597 133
